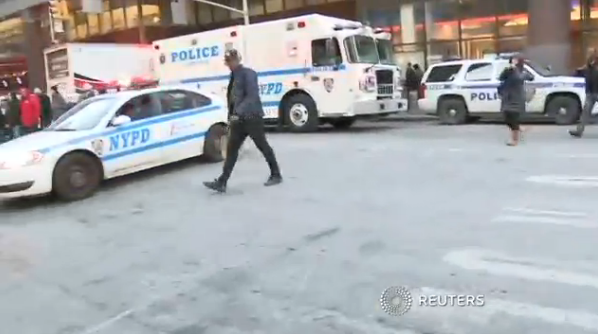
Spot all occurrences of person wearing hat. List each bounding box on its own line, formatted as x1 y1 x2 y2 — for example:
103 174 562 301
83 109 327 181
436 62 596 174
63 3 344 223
203 49 282 193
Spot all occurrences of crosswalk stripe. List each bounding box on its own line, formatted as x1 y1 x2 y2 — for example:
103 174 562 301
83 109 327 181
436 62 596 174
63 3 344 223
492 215 597 228
408 287 598 331
503 207 588 217
443 249 598 289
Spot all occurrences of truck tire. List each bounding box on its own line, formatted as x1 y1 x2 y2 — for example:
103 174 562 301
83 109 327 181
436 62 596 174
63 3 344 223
329 118 355 129
438 98 468 125
283 94 319 132
52 152 102 201
202 123 227 162
546 95 581 125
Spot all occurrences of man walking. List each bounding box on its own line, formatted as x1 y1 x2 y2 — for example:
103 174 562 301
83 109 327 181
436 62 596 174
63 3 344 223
570 48 598 137
203 49 282 193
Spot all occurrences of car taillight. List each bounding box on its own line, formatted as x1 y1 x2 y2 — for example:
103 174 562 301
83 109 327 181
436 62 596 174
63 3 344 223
418 83 426 99
359 74 376 92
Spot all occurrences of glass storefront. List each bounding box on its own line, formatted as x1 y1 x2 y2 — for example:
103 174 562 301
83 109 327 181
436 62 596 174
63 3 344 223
364 0 598 70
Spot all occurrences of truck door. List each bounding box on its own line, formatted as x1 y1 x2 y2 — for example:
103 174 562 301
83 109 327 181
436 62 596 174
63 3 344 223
463 62 497 113
306 37 346 115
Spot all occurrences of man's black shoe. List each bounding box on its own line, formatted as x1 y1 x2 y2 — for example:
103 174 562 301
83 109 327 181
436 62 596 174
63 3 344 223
203 179 226 192
264 175 283 187
569 130 583 138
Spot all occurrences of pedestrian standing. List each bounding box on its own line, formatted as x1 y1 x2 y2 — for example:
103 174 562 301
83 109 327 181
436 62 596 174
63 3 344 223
404 63 418 111
6 91 21 138
19 88 41 135
203 49 282 193
570 48 598 138
498 55 533 146
50 85 67 120
34 87 52 128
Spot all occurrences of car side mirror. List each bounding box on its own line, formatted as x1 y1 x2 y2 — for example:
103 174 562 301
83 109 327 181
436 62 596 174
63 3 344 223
111 115 131 127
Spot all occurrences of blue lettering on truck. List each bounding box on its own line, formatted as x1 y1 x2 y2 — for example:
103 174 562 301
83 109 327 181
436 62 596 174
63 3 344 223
109 128 151 151
470 92 499 101
259 82 283 95
171 46 219 63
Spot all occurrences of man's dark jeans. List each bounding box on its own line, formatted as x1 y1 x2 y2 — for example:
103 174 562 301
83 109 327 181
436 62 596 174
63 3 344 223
219 117 280 183
575 93 598 134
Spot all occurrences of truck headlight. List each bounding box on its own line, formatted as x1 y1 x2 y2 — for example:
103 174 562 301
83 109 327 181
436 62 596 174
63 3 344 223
0 151 44 169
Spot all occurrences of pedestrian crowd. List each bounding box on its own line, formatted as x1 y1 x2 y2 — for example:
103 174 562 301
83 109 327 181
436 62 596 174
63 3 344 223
0 85 68 141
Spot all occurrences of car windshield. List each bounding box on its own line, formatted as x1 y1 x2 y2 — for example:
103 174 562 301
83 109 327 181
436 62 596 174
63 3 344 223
525 60 555 77
346 35 380 64
376 39 396 65
47 97 117 131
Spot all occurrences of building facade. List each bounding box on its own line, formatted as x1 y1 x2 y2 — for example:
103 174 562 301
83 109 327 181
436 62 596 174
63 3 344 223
0 0 594 93
358 0 597 74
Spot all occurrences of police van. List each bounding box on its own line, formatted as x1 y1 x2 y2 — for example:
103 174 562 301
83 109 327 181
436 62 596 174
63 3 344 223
152 14 407 132
417 57 587 125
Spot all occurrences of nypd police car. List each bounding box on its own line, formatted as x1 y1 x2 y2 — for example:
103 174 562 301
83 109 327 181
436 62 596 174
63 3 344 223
0 86 228 201
418 58 586 125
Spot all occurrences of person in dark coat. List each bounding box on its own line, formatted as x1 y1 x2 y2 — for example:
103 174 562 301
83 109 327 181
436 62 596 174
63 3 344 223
498 55 533 146
203 49 282 193
6 91 21 138
34 87 52 127
570 48 598 138
404 63 418 110
50 85 67 119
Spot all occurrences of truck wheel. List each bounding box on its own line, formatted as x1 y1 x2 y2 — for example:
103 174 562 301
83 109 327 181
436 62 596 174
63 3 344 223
283 94 319 132
438 98 468 125
52 152 102 201
547 96 581 125
330 118 355 129
203 124 227 162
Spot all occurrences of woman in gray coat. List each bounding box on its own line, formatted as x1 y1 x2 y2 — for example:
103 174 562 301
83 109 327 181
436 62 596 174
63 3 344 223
498 55 533 146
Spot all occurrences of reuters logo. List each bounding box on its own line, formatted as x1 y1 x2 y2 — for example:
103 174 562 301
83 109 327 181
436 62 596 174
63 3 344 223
380 286 413 316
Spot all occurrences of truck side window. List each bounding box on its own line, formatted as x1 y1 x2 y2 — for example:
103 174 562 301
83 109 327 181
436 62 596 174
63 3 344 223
311 38 342 67
464 63 492 81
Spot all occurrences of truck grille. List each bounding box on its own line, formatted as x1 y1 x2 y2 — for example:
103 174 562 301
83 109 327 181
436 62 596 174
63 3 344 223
376 69 393 96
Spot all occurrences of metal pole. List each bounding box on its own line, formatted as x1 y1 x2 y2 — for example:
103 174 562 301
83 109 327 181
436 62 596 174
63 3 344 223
241 0 249 25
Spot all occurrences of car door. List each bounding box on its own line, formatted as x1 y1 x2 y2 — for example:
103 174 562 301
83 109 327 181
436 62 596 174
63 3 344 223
101 92 166 178
305 37 345 115
156 89 213 163
462 62 497 113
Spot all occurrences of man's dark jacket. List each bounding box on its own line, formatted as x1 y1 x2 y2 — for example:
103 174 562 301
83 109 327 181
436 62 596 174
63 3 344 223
584 61 598 94
226 65 264 119
38 93 52 123
499 66 533 113
405 67 418 91
6 94 20 127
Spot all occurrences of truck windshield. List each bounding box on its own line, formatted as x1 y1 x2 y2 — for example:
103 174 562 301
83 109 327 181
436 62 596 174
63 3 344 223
47 97 117 131
344 35 379 64
376 39 396 65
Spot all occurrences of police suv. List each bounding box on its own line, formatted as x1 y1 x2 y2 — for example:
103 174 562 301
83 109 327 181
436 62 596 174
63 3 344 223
418 57 586 125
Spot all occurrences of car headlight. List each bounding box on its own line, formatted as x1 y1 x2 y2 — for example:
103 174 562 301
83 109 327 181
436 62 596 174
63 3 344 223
0 151 44 169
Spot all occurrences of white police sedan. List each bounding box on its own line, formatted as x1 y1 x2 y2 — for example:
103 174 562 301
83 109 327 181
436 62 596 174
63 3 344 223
0 86 228 201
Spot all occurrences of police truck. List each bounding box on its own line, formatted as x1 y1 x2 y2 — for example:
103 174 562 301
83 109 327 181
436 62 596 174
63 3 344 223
152 14 407 132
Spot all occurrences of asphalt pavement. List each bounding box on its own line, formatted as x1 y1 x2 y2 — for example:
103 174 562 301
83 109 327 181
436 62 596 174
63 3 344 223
3 121 598 334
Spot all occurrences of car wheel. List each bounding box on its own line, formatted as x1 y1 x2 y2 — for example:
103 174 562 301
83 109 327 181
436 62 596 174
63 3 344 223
547 96 581 125
438 98 468 125
329 118 355 129
283 94 319 132
203 123 227 162
52 152 102 201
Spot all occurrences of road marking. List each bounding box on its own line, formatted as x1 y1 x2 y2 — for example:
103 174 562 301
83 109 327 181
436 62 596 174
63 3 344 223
443 249 598 289
411 287 598 331
79 309 135 334
503 207 587 217
526 175 598 187
492 215 597 228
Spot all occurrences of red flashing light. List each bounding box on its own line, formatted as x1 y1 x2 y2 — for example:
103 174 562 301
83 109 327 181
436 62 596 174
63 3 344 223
297 21 306 28
153 44 160 50
230 31 237 37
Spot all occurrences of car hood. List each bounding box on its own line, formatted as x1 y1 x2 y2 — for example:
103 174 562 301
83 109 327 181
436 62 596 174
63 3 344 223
0 130 89 153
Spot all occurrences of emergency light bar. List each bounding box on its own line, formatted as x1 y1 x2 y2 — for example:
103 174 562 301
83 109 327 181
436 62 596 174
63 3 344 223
332 23 362 31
